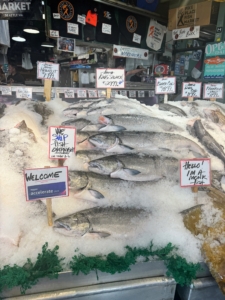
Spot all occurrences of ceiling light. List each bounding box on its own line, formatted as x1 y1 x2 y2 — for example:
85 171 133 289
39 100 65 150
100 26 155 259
12 34 26 42
41 40 54 47
23 26 40 34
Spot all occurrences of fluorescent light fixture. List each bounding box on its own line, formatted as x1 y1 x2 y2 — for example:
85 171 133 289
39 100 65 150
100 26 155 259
12 34 26 42
42 13 45 19
41 40 54 47
42 1 44 4
23 26 40 34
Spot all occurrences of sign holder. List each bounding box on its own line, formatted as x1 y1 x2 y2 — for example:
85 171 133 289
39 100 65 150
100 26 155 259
44 80 52 101
44 166 53 226
107 88 111 99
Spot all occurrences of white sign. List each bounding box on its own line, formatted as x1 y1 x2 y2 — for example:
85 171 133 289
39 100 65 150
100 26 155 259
155 77 176 94
138 91 145 97
98 90 106 97
113 44 149 60
111 90 118 97
146 20 167 51
96 68 125 89
16 87 32 99
50 30 59 38
1 86 12 95
64 89 74 98
149 90 155 97
120 90 127 96
133 33 141 44
77 14 86 25
53 13 60 19
102 23 111 35
24 166 69 201
182 82 202 98
67 22 79 35
37 61 59 81
129 90 136 98
203 83 224 99
172 26 200 40
88 90 98 98
49 126 76 159
77 90 87 98
180 159 211 187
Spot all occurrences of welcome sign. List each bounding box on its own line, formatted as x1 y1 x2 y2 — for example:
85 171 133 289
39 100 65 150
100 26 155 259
0 0 42 19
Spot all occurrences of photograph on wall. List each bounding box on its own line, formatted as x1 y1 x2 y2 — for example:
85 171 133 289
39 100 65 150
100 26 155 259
57 36 75 53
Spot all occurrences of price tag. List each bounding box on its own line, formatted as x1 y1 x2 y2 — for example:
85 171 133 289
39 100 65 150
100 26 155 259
182 82 202 98
1 86 12 95
120 90 127 96
155 77 176 94
102 23 111 35
138 90 145 97
53 13 60 19
67 23 79 35
50 30 59 38
98 90 106 97
88 90 98 98
16 87 32 99
149 90 155 97
111 90 118 97
77 90 87 98
203 83 224 99
133 33 141 44
129 90 136 98
64 89 74 98
77 14 86 25
37 61 59 81
96 68 125 89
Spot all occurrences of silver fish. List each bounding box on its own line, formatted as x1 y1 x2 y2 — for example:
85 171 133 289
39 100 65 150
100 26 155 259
69 98 106 108
53 206 148 238
61 118 104 131
76 150 112 162
63 107 84 117
158 103 187 117
88 154 179 182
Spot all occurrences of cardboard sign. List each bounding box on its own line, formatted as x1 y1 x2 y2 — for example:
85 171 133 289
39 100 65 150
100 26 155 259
172 26 200 40
1 86 11 95
155 77 176 94
16 87 32 99
64 89 74 98
49 126 76 159
102 23 111 35
180 159 211 187
50 30 59 38
37 61 59 81
96 68 125 89
77 90 87 98
88 90 98 98
182 82 202 98
24 166 69 201
67 22 79 35
203 83 224 99
113 45 149 60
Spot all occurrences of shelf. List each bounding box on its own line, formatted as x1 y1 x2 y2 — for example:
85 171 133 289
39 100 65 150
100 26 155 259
172 46 205 54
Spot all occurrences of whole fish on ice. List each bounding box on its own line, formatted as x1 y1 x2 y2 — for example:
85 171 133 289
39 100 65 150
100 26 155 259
204 108 225 132
157 103 187 117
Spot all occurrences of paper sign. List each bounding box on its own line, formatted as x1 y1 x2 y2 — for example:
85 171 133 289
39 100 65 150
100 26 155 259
1 86 12 95
77 90 87 98
146 20 167 51
64 89 74 98
149 90 155 97
88 90 98 98
98 90 106 97
172 26 200 40
120 90 127 96
180 159 211 187
24 166 69 201
16 87 32 99
53 13 60 19
155 77 176 94
67 22 79 35
182 82 202 98
138 91 145 97
50 30 59 38
133 33 141 44
96 68 125 89
113 45 149 60
102 23 111 35
37 61 59 81
49 126 76 159
203 83 224 99
77 14 86 25
129 90 136 98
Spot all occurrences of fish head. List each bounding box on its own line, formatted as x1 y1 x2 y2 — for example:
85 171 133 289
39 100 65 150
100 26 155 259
98 115 113 125
203 108 219 123
88 156 121 175
53 213 90 237
89 133 117 150
69 171 88 190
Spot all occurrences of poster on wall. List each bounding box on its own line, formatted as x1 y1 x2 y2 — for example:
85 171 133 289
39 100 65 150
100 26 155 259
57 36 75 53
204 42 225 79
146 20 167 51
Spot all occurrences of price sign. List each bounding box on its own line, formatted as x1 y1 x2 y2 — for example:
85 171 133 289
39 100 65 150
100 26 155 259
98 90 106 97
138 91 145 97
182 82 202 98
129 90 136 98
203 83 224 99
16 87 32 99
67 22 79 35
64 89 74 98
88 90 98 98
102 23 111 35
77 14 86 25
133 33 141 44
180 159 211 187
50 30 59 37
1 86 12 95
120 90 127 96
37 61 59 81
155 77 176 94
96 68 125 89
149 90 155 97
77 90 87 98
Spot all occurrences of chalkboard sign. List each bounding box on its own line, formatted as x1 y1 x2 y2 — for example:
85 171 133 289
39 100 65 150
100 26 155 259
155 77 176 94
203 83 224 99
180 158 211 187
182 82 202 98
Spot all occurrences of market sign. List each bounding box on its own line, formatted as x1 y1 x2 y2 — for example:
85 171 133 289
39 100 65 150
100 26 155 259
172 26 200 40
204 42 225 79
155 77 176 94
113 45 149 60
203 83 224 99
96 68 125 89
24 166 69 201
180 159 211 187
37 61 60 81
182 82 202 98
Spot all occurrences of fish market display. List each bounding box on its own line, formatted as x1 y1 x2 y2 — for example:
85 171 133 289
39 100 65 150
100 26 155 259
158 103 187 117
204 108 225 132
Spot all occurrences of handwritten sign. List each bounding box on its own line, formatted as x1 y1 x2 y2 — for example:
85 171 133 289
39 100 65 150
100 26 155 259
113 44 149 60
172 26 200 40
102 23 111 35
203 83 224 99
64 89 74 98
77 14 86 25
88 90 98 98
16 87 32 99
138 91 145 98
182 82 202 98
24 166 69 201
96 68 125 89
129 90 136 98
50 30 59 37
155 77 176 94
37 61 59 81
133 33 141 44
180 159 211 187
77 90 87 98
120 90 127 97
1 86 12 95
67 22 79 35
49 126 76 159
149 90 155 97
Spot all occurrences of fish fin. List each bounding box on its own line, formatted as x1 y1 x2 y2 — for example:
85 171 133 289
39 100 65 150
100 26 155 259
89 189 104 199
123 168 141 175
89 231 111 238
107 143 134 153
99 125 126 132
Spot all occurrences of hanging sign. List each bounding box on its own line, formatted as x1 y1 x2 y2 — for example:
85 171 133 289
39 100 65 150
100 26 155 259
16 87 32 99
37 61 59 81
155 77 176 94
67 22 79 35
172 26 200 40
96 68 125 89
180 158 211 187
50 30 59 38
182 82 202 98
204 42 225 79
88 90 98 98
146 20 167 51
102 23 111 35
49 126 76 159
77 90 87 98
133 33 141 44
113 45 149 60
203 83 224 99
64 89 74 98
1 86 11 95
24 166 69 201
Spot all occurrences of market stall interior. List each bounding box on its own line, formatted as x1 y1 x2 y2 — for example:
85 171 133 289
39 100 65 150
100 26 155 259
2 1 225 300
